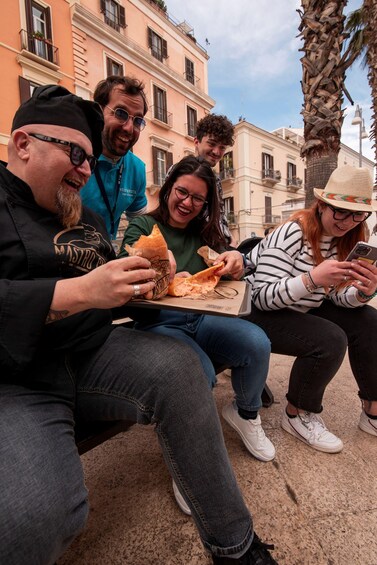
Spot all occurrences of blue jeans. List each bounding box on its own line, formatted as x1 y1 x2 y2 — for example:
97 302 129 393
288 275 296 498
0 327 252 564
136 312 271 412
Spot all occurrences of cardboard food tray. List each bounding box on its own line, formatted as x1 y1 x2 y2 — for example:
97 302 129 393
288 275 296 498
130 280 251 317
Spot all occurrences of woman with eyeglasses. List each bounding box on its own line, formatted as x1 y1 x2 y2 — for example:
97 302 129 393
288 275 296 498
245 165 377 453
120 156 275 483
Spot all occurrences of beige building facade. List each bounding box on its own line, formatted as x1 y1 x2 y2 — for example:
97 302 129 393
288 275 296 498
220 124 375 246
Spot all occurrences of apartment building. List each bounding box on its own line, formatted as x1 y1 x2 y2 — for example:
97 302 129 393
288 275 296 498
220 124 375 245
0 0 75 161
0 0 214 197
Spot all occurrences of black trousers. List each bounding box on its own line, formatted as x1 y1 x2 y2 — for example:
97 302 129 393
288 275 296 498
245 300 377 412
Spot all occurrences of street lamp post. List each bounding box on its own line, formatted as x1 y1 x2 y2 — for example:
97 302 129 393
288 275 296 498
351 104 368 167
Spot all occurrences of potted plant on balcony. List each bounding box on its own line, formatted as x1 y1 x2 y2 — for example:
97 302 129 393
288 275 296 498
33 30 45 40
151 0 167 13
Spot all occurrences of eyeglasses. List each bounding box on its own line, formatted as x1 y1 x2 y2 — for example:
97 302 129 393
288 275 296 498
106 106 146 131
29 133 97 171
326 203 371 223
174 186 208 207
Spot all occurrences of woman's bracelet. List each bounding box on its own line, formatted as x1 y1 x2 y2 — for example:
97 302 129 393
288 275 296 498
307 271 318 289
357 289 377 301
302 272 317 293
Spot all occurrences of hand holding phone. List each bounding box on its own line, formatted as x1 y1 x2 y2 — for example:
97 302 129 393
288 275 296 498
346 242 377 266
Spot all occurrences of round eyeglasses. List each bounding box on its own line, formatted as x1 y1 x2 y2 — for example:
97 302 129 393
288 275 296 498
106 106 146 131
29 133 97 171
326 203 371 223
174 186 208 207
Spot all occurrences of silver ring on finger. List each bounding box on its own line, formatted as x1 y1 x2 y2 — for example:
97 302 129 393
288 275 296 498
133 284 141 296
343 275 347 281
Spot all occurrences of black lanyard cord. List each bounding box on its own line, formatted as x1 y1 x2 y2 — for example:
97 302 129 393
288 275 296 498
94 160 124 238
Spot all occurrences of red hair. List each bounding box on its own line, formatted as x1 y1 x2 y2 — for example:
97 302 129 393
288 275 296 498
289 201 367 265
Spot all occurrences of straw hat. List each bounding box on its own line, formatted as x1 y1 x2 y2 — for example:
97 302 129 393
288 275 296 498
313 165 376 212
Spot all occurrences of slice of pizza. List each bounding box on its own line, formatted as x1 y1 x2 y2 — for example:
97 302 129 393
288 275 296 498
167 262 225 297
125 224 170 299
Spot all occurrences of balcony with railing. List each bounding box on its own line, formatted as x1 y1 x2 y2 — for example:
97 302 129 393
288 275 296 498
184 71 200 87
20 29 59 65
151 105 173 128
263 215 281 227
262 168 281 187
226 212 236 226
219 168 235 181
286 176 303 192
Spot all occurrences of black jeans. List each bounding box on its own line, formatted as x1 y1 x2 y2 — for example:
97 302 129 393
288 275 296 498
245 300 377 412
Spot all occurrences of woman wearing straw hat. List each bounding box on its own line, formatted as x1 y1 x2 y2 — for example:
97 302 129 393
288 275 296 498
244 165 377 453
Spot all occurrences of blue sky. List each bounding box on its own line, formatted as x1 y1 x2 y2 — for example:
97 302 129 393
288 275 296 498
166 0 374 162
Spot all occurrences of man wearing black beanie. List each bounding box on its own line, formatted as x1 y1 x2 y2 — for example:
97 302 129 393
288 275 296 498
0 86 278 565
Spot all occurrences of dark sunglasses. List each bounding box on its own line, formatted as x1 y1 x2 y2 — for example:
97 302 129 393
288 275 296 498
106 106 146 131
326 203 371 223
174 186 208 207
29 133 97 171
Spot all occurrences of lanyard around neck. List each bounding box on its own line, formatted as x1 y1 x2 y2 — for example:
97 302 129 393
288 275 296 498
94 160 124 239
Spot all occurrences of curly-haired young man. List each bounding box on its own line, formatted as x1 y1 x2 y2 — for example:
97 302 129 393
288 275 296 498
194 114 235 246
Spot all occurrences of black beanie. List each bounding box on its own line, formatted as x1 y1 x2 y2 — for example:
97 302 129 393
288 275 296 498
11 85 104 158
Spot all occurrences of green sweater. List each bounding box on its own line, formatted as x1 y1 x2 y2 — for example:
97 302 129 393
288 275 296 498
119 215 207 275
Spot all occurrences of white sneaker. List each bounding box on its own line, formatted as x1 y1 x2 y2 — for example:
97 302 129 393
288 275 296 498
359 411 377 436
222 401 275 461
281 410 343 453
172 480 191 515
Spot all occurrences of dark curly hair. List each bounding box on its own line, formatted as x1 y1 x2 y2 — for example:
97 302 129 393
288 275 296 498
149 156 226 250
94 75 148 116
195 114 234 146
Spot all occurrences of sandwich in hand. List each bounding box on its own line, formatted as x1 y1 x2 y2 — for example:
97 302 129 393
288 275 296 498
125 224 170 299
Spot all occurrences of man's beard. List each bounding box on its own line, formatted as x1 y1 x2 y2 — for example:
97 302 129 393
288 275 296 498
56 185 82 229
102 126 132 158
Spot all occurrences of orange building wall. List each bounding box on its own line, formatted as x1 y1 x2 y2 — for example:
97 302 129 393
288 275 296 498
0 0 76 161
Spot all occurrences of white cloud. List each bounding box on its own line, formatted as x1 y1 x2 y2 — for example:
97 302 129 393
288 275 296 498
165 0 375 163
167 0 301 80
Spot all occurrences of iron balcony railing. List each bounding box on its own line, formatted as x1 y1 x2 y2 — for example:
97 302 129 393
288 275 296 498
262 168 281 181
20 29 59 65
219 168 235 181
151 105 173 127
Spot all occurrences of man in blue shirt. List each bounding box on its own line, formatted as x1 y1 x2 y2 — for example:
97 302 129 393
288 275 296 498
81 76 148 243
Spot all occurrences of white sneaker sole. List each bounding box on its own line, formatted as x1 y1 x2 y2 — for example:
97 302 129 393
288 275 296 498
281 415 343 454
222 406 275 462
359 417 377 437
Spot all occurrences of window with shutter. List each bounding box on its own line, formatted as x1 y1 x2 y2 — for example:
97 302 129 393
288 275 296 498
153 85 167 123
262 152 274 179
101 0 126 31
265 196 272 223
185 58 195 84
287 162 296 181
152 147 169 186
148 28 168 61
106 56 124 76
186 106 197 137
25 0 54 62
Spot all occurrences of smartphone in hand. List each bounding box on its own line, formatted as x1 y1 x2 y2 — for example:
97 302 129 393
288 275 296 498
346 242 377 265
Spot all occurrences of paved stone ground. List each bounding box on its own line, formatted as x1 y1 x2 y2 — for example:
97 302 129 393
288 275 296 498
59 298 377 565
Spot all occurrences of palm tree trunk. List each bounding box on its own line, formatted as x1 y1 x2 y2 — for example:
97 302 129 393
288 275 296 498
298 0 351 206
305 152 338 197
363 0 377 185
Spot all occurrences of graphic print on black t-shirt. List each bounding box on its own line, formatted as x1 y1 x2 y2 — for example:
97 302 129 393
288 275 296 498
54 223 113 275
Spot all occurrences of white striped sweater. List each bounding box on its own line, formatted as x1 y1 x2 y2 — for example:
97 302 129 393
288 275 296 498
245 221 361 313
